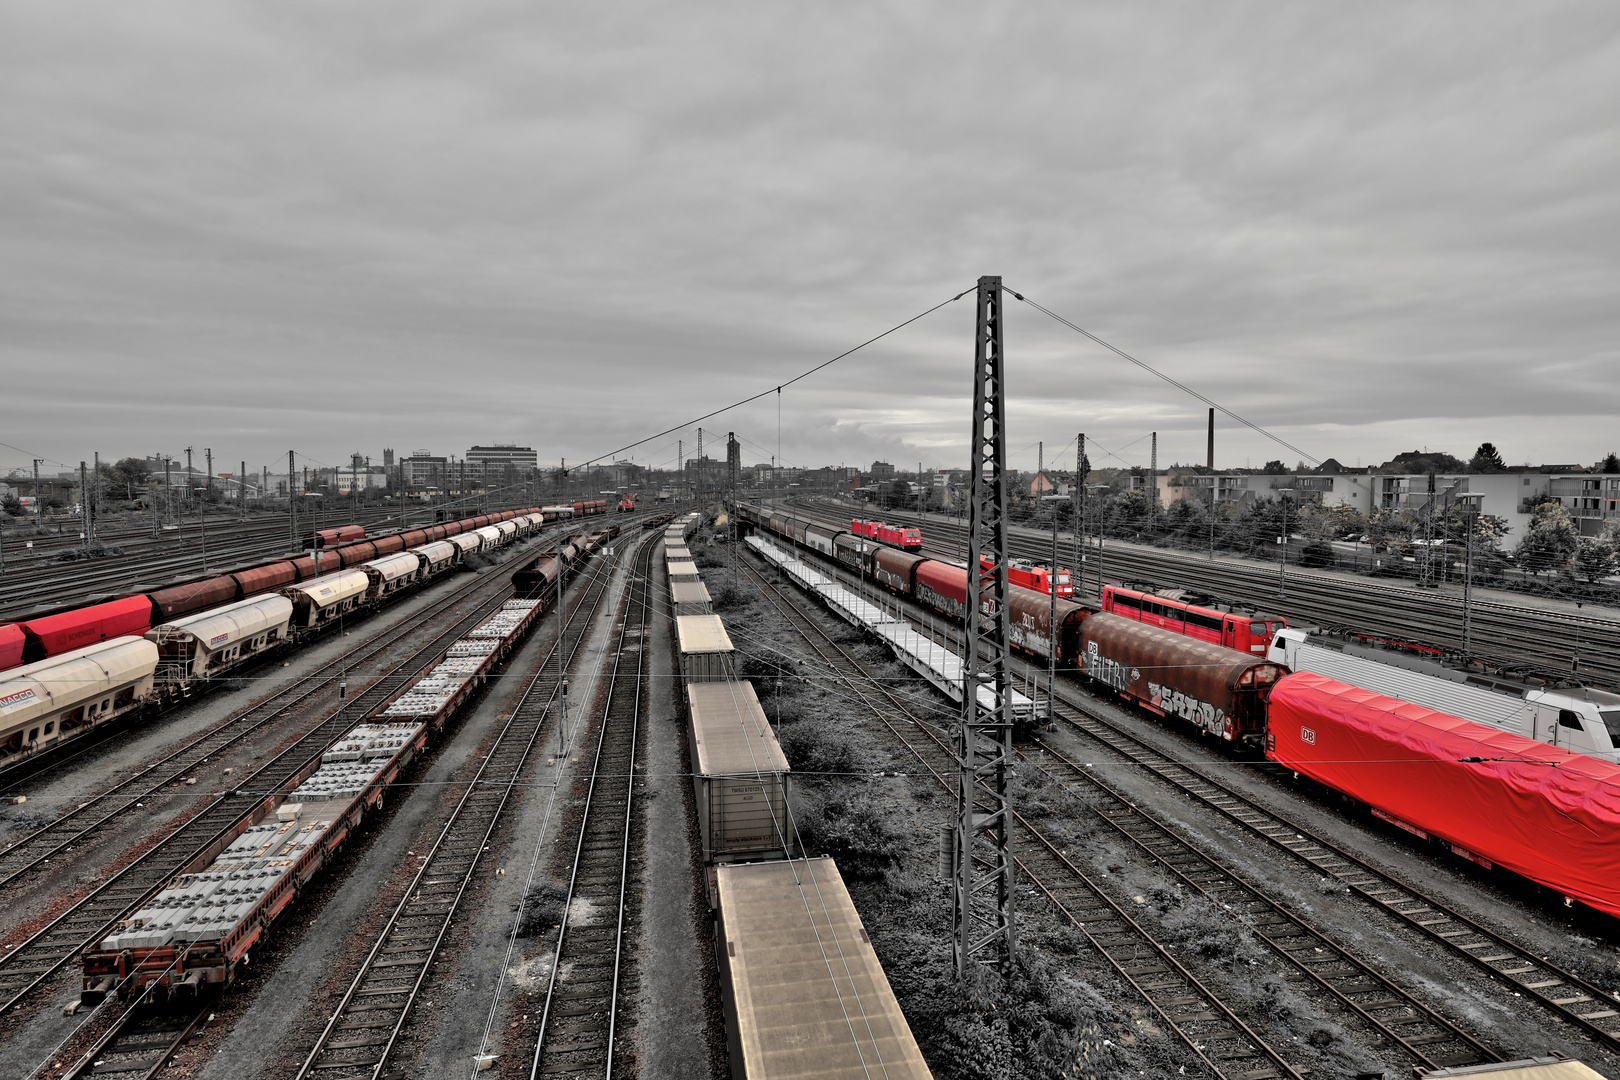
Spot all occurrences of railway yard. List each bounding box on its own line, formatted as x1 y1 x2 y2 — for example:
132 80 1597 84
0 498 1617 1080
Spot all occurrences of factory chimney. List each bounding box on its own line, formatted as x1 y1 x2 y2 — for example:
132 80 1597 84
1207 407 1215 470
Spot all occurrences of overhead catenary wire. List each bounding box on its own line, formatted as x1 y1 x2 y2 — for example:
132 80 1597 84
572 286 975 472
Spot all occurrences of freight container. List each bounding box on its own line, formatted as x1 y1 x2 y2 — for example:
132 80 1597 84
677 615 734 683
148 575 241 622
360 552 422 597
333 541 379 568
0 637 159 762
1268 672 1620 920
19 596 153 663
666 544 692 561
1079 612 1284 743
369 532 407 556
713 857 932 1080
1268 629 1620 764
831 531 873 573
803 523 840 555
0 624 24 671
304 525 365 549
288 550 344 582
872 547 926 594
514 555 561 599
147 595 295 686
671 580 713 616
687 681 793 864
231 561 298 599
447 533 482 559
1005 590 1097 664
410 541 458 577
667 559 701 583
280 570 371 629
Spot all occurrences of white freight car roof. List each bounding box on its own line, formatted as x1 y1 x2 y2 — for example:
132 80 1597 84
688 681 788 777
149 594 294 643
0 636 158 727
715 857 931 1080
676 614 734 656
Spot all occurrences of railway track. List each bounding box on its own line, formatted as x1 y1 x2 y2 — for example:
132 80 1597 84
0 558 529 898
58 987 207 1080
291 531 646 1079
733 552 1309 1079
1039 698 1620 1052
770 532 1620 1057
0 567 528 1017
527 527 653 1079
796 499 1620 690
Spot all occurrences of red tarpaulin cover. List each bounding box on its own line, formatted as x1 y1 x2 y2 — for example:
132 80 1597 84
1268 672 1620 918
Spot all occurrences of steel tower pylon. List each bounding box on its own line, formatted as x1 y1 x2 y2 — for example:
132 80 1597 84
953 275 1015 976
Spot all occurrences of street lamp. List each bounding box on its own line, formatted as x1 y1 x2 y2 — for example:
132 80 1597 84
1276 488 1295 599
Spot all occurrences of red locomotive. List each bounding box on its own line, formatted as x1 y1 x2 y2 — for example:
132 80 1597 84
980 555 1072 597
850 518 922 552
1101 584 1285 655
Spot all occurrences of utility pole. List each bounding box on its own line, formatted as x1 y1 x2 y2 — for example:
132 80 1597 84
79 461 89 548
1148 431 1157 533
164 457 173 530
240 460 247 520
205 448 213 501
92 452 100 541
1072 435 1085 596
954 275 1014 977
289 450 298 548
184 447 193 507
697 430 704 506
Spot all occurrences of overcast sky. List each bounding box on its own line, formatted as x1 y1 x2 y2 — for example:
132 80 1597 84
5 3 1618 482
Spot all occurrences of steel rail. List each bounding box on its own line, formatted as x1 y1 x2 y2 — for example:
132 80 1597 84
787 529 1620 1055
1016 744 1497 1070
0 569 527 1017
733 552 1305 1080
528 531 654 1080
291 532 637 1080
0 560 524 891
1036 706 1620 1051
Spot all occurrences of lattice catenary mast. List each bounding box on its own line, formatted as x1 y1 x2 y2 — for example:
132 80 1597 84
953 275 1015 975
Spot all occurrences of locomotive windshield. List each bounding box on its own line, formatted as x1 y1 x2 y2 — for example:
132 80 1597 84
1600 709 1620 747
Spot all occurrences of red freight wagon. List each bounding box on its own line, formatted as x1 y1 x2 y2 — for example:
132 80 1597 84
20 597 153 662
872 548 927 594
914 560 969 618
1102 585 1285 655
1007 590 1097 663
305 525 366 549
148 576 241 622
334 542 379 568
571 502 586 517
1078 612 1283 743
289 551 345 581
0 624 27 670
232 562 299 598
369 533 406 556
398 529 430 548
1267 672 1620 919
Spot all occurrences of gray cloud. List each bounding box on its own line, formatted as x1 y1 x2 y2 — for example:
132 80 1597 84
3 2 1618 480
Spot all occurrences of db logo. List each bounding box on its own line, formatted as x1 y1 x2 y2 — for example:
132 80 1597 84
1300 727 1317 745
